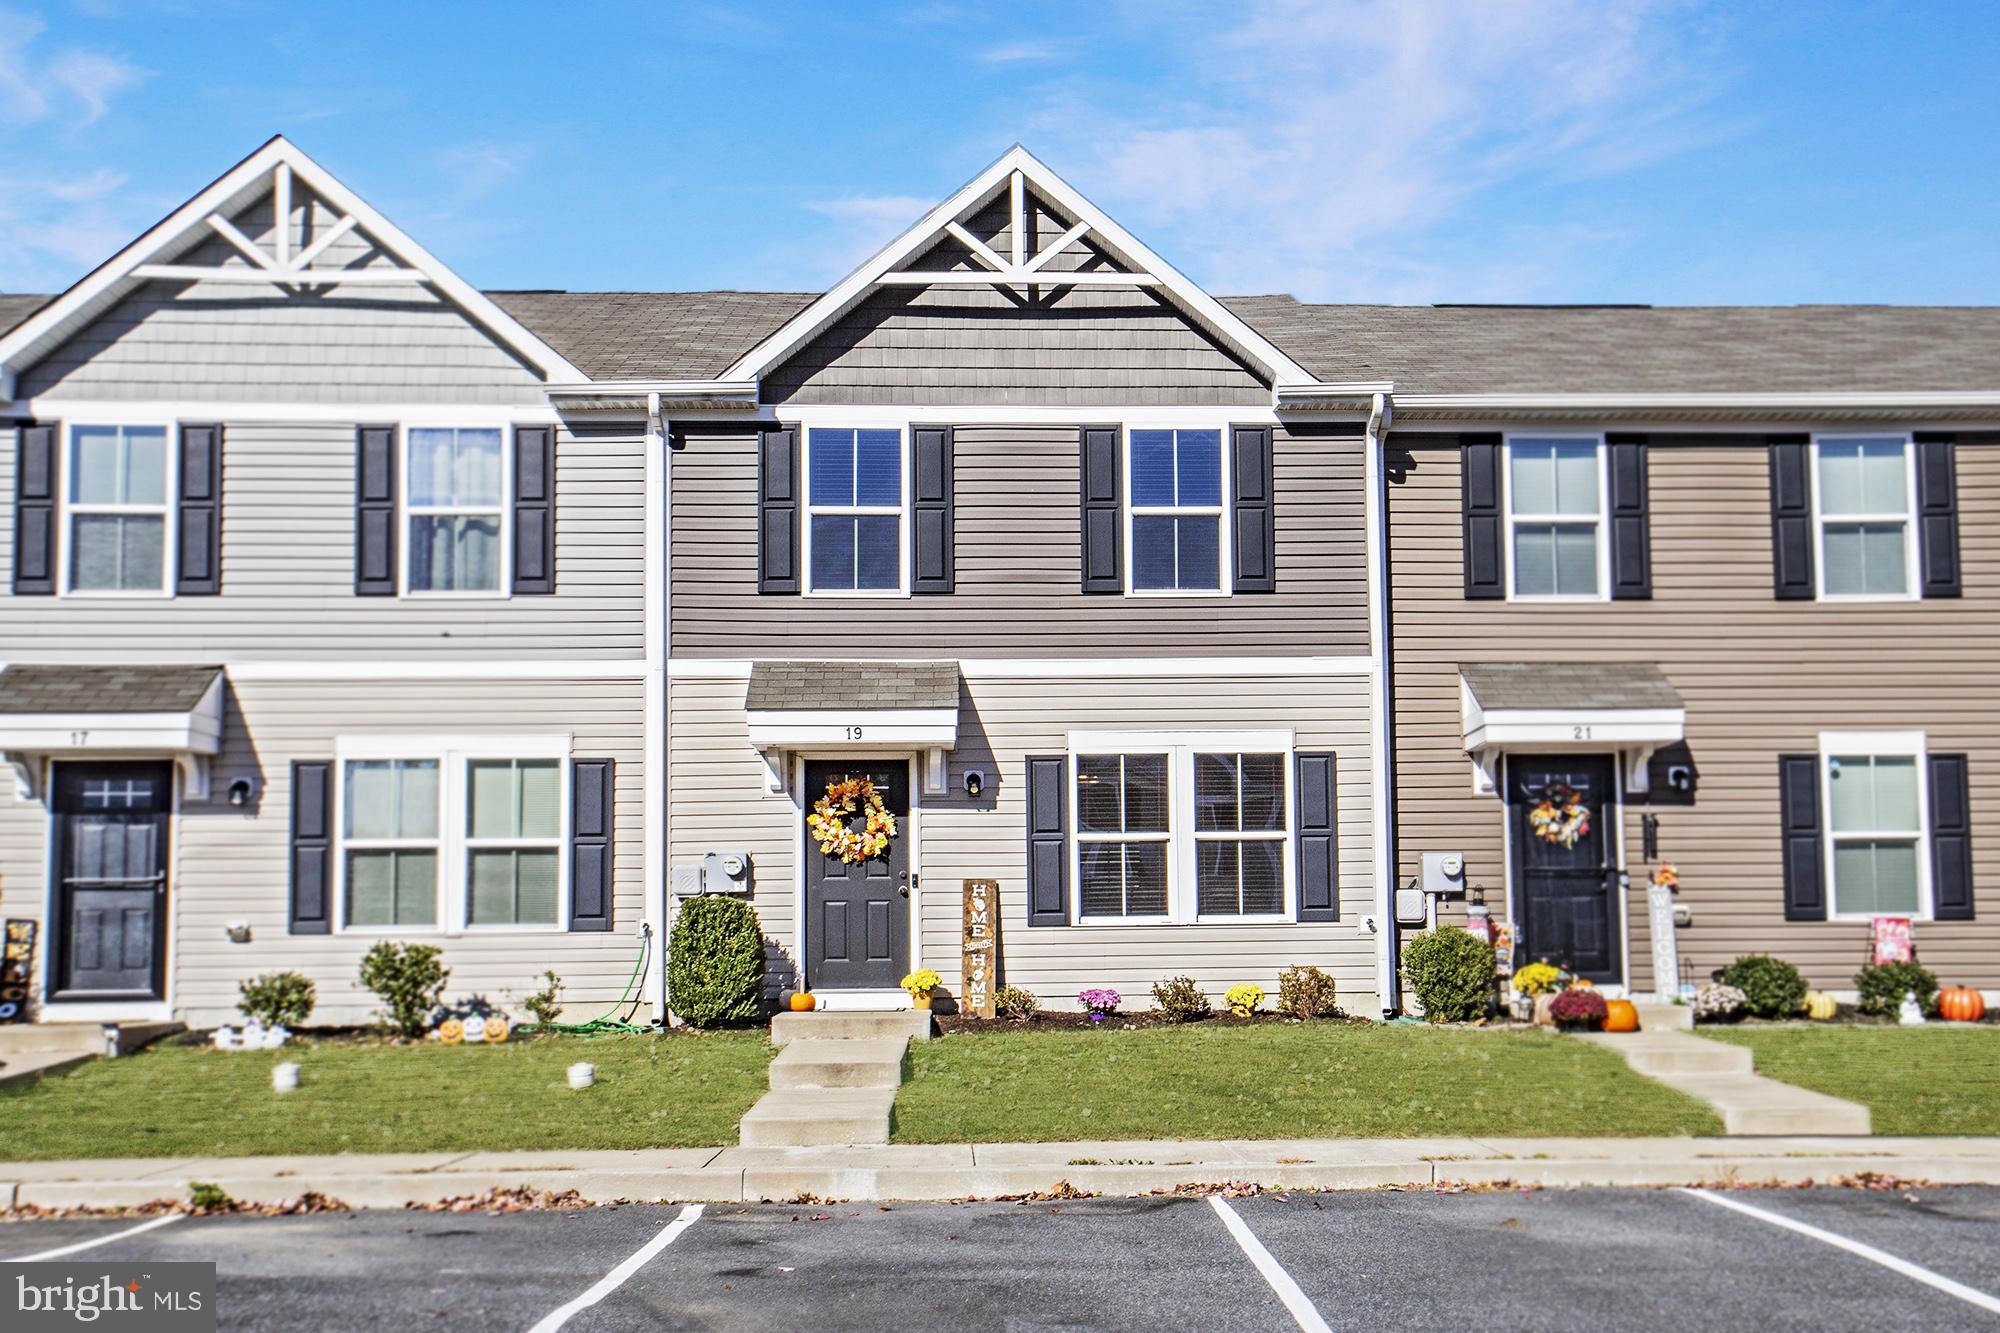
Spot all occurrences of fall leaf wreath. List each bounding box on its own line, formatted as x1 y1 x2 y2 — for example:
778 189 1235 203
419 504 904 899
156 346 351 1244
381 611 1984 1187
1528 780 1592 848
807 776 898 864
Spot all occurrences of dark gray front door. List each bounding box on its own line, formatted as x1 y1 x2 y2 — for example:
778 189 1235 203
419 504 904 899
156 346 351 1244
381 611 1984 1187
52 761 172 1000
803 759 910 990
1509 754 1621 984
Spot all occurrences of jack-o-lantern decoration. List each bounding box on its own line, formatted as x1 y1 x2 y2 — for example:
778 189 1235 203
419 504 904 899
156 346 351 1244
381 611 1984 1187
1937 987 1987 1023
436 1018 465 1045
1602 998 1641 1033
482 1015 511 1043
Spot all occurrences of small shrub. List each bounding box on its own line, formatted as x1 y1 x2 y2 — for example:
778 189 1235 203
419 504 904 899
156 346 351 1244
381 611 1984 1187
994 985 1039 1020
1693 982 1746 1023
1277 964 1339 1019
667 896 767 1028
1547 987 1607 1030
1720 954 1808 1019
358 941 450 1039
1856 961 1939 1017
238 971 315 1028
1401 928 1496 1023
1078 987 1122 1020
1152 975 1211 1022
1225 982 1265 1018
521 970 563 1031
187 1181 234 1213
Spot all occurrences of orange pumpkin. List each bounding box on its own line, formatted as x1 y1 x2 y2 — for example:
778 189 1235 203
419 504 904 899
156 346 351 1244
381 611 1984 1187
789 991 817 1013
1602 998 1641 1033
1937 987 1986 1023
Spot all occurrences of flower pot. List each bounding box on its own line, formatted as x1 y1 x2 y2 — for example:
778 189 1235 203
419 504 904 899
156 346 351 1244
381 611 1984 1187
1509 995 1534 1023
1532 994 1557 1027
911 993 933 1010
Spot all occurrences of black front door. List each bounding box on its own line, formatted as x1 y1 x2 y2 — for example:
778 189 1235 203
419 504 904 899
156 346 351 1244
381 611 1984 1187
803 759 910 990
52 762 172 1000
1509 754 1621 984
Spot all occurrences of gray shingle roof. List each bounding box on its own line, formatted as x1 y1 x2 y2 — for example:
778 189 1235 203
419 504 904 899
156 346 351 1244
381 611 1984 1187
487 290 815 381
1461 662 1682 712
0 294 48 337
747 660 960 711
0 664 222 714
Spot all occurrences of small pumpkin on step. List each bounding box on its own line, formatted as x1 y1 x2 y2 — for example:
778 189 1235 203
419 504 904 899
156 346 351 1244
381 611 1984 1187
788 991 817 1013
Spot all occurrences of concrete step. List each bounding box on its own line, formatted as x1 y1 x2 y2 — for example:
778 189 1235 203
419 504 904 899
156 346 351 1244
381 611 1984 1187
0 1024 106 1056
738 1088 896 1148
1673 1074 1874 1136
770 1010 932 1049
1633 1002 1694 1031
769 1037 907 1090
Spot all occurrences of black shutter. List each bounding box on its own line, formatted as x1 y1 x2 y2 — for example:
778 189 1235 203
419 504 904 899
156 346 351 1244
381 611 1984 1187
355 424 398 596
1231 425 1276 592
1769 437 1815 600
757 426 800 594
289 760 333 934
1295 751 1339 922
512 424 556 594
175 423 223 595
1929 753 1974 920
1080 425 1122 593
1025 754 1069 926
1607 434 1651 600
1778 754 1826 921
1461 434 1504 598
569 758 615 931
911 424 954 594
12 422 57 595
1914 434 1961 598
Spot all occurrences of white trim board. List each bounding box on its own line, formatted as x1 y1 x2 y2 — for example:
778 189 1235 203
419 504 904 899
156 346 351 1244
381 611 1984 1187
4 402 564 425
667 656 1374 680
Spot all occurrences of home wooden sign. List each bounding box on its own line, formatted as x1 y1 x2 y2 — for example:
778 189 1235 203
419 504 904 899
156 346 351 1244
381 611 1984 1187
962 879 999 1019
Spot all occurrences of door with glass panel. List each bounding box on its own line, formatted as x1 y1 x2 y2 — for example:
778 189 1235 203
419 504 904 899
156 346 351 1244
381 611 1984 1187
52 762 172 999
1508 754 1621 983
1825 752 1925 917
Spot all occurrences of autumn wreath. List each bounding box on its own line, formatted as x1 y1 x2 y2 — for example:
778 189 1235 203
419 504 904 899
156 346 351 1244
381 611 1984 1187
1528 780 1592 848
806 776 898 864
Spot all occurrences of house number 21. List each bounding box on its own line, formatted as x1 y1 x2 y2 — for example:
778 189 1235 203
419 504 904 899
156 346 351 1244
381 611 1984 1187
1572 725 1593 740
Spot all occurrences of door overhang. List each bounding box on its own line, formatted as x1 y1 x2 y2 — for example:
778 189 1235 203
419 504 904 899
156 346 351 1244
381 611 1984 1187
0 665 225 800
1460 661 1684 795
744 660 961 796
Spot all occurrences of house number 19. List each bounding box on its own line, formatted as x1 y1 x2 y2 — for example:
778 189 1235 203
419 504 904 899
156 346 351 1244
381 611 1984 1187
845 726 864 740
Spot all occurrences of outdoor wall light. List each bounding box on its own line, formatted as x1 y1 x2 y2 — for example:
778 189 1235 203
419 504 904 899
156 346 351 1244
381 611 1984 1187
227 777 257 807
963 769 985 798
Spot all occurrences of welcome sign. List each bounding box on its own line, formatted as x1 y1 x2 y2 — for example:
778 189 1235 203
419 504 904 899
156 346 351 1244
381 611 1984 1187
9 1263 215 1332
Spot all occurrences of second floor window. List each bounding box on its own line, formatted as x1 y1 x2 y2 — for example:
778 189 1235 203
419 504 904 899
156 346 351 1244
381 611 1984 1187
68 424 169 594
1129 428 1223 593
807 427 904 593
407 427 503 594
1506 435 1603 599
1816 435 1915 599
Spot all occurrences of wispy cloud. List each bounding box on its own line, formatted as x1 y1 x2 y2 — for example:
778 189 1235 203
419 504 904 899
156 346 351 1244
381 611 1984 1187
437 139 528 202
976 40 1063 65
0 8 146 126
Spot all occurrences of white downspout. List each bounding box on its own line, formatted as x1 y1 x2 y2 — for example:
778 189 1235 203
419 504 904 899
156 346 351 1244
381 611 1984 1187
1364 390 1401 1017
644 391 669 1020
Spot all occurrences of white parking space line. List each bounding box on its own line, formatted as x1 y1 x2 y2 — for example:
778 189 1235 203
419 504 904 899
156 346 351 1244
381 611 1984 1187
525 1203 705 1333
2 1212 187 1262
1683 1189 2000 1317
1207 1196 1334 1333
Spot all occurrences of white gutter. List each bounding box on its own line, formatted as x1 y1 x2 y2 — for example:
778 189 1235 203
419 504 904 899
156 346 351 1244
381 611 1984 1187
1394 390 2000 410
1274 381 1396 412
1364 390 1401 1017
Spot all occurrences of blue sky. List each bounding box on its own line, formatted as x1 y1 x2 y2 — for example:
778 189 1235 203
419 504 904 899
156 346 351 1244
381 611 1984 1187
1 1 1996 305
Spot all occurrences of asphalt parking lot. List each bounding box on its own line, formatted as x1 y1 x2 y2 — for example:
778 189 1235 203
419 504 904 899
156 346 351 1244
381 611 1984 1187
4 1186 1999 1331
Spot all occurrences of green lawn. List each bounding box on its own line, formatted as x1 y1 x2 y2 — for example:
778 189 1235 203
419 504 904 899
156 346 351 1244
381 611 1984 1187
1704 1026 2000 1135
0 1032 772 1161
892 1024 1723 1142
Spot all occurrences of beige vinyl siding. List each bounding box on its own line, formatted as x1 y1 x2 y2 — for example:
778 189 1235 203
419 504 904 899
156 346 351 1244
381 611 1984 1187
1390 434 2000 994
0 421 642 660
669 670 1380 1013
671 425 1368 657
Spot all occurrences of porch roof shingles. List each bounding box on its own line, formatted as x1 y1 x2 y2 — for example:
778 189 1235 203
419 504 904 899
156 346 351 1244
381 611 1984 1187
746 661 960 712
0 664 223 714
1460 662 1683 712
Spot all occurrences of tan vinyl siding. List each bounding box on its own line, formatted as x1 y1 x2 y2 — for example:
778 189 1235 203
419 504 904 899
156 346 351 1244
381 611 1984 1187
671 425 1368 657
1390 434 2000 994
669 670 1380 1013
0 421 642 660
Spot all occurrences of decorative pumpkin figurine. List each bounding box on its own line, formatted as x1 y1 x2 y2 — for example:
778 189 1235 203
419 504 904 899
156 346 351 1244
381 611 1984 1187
483 1015 511 1043
1602 998 1641 1033
1937 986 1987 1023
789 991 817 1013
436 1018 465 1045
1803 990 1839 1021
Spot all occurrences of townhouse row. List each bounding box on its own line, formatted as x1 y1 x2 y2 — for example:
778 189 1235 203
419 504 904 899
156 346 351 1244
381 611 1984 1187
0 137 1992 1028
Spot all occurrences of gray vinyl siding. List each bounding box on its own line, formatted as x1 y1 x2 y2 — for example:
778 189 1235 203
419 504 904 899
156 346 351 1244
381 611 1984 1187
669 670 1380 1013
19 185 548 405
0 421 643 660
671 425 1368 657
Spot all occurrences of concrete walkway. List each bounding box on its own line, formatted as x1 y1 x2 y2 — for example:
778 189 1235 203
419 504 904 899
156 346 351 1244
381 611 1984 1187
4 1136 1994 1209
736 1009 930 1148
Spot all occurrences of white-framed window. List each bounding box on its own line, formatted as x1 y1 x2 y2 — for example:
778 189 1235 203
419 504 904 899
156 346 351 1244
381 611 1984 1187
335 736 569 933
63 423 172 595
1813 434 1918 600
1504 433 1606 600
1127 428 1226 594
804 426 906 595
1069 730 1293 924
404 426 507 595
1819 731 1932 920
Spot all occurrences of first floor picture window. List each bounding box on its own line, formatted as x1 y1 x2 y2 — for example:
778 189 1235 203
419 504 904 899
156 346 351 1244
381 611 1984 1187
68 424 169 593
406 426 504 593
1076 753 1170 918
1194 752 1287 916
344 758 441 927
467 758 561 925
1826 749 1927 917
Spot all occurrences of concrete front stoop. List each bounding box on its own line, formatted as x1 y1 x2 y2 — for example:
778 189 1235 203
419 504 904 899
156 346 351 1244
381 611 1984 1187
0 1022 184 1086
1576 1026 1872 1135
738 1011 931 1149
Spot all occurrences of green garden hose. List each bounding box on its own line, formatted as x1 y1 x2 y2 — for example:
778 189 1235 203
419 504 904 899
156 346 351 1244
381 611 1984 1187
514 925 654 1037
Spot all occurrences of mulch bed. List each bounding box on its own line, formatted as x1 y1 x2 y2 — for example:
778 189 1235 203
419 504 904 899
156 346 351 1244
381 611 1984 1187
932 1010 1371 1034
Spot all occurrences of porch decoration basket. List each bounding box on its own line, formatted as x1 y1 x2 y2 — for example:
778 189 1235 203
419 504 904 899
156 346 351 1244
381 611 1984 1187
807 776 898 864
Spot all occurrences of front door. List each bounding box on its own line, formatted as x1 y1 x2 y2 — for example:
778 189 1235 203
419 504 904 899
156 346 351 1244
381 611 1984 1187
51 762 172 1001
1508 754 1621 984
803 759 910 991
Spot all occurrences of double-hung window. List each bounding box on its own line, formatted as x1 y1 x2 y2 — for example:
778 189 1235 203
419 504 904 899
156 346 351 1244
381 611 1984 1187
1505 435 1604 599
406 427 504 594
343 759 442 928
67 424 170 594
806 427 904 593
1814 435 1916 599
467 759 562 927
1072 733 1293 923
1822 735 1930 919
1129 428 1224 593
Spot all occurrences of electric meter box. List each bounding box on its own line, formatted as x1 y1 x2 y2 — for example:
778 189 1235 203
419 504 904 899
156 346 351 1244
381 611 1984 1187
1421 851 1466 895
701 850 753 894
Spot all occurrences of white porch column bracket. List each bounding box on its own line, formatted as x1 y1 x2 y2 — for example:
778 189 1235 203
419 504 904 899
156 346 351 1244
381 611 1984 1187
2 752 41 801
1625 745 1659 795
759 747 790 796
924 747 948 796
175 753 211 802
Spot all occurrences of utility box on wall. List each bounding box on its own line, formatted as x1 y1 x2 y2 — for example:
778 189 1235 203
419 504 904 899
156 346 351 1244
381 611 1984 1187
1420 851 1466 895
701 850 753 895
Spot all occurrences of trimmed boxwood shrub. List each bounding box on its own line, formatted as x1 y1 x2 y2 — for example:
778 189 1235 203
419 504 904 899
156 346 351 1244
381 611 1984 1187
238 971 316 1028
1401 928 1495 1023
1856 960 1939 1017
1152 975 1213 1023
1719 954 1808 1019
668 896 767 1027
